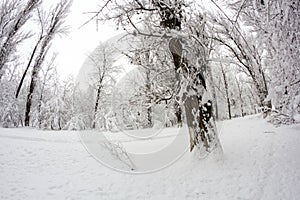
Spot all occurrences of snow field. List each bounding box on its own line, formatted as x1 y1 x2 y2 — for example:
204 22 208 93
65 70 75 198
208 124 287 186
0 115 299 200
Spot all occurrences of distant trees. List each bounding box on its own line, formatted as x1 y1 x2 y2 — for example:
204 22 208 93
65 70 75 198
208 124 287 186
209 58 256 120
0 0 298 131
124 37 176 129
86 43 120 129
35 53 59 128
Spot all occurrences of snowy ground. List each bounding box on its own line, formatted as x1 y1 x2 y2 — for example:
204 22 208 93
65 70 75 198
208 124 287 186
0 114 300 200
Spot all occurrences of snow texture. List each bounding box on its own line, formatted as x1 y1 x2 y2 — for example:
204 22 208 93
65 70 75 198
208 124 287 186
0 115 300 199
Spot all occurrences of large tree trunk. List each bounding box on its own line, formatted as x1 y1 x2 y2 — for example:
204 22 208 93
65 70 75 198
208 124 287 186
184 95 209 151
251 73 268 107
169 38 221 152
152 0 222 153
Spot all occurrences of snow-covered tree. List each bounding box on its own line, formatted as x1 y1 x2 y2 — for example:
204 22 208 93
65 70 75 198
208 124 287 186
0 0 41 81
221 0 299 121
0 66 24 127
24 0 72 126
89 0 222 154
84 43 121 129
124 37 176 128
208 14 269 107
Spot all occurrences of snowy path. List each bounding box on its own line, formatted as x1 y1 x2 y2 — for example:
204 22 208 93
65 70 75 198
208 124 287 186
0 115 300 200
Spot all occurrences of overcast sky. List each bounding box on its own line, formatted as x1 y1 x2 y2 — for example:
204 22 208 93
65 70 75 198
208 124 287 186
52 1 223 79
53 0 122 78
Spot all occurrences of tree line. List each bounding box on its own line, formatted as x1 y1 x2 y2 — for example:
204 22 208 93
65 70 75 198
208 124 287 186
0 0 299 156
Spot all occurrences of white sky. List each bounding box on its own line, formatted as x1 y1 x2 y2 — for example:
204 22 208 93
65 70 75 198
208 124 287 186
51 0 227 79
52 0 122 78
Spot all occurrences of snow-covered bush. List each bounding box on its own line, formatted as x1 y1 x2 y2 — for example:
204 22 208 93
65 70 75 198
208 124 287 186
94 111 107 131
0 79 22 128
292 94 300 117
64 114 89 131
1 102 20 128
267 112 295 126
38 96 67 130
104 111 119 132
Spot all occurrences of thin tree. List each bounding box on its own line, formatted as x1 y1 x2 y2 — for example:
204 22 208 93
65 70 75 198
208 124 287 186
86 44 120 129
16 8 45 99
0 0 41 80
234 75 244 117
220 63 231 119
37 53 58 127
24 0 71 126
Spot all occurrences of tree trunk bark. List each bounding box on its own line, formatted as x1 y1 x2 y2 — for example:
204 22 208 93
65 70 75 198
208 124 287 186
25 69 39 126
174 102 182 127
145 69 152 128
93 85 102 129
235 77 244 117
184 95 209 151
24 43 48 127
207 64 219 120
16 37 42 98
169 38 220 152
155 3 221 153
221 65 231 119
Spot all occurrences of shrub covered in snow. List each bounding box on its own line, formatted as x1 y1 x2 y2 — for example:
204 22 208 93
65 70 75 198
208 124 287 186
1 102 20 128
64 114 89 131
267 112 295 126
